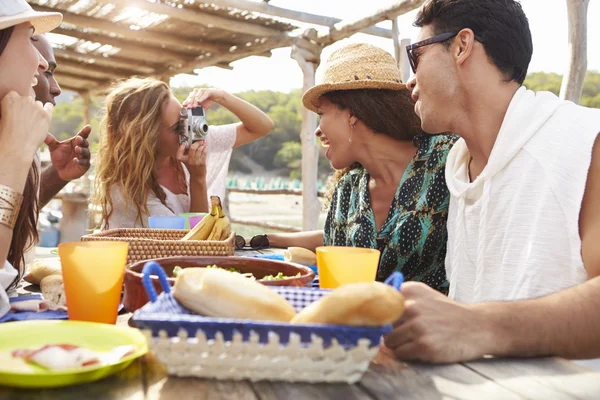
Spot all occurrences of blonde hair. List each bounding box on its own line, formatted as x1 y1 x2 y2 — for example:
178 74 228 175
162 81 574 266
93 77 186 229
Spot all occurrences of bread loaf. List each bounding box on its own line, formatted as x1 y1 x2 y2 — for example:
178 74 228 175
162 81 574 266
283 247 317 266
40 275 67 307
24 259 62 285
291 281 404 326
173 267 296 322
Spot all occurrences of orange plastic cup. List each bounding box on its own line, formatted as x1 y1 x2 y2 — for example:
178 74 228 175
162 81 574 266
58 241 129 324
316 246 381 289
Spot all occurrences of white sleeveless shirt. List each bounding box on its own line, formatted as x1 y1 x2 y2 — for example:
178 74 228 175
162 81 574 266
106 124 236 229
445 87 600 303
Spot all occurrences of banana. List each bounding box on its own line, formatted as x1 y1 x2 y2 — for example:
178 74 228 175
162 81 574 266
207 197 231 241
181 199 219 241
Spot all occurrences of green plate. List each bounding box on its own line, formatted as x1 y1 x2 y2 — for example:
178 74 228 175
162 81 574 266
0 320 148 388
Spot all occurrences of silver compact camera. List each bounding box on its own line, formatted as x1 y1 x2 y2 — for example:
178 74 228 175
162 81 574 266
179 106 209 148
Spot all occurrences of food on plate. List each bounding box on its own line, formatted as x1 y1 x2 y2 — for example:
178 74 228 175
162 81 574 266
173 267 296 322
24 259 62 285
291 281 405 326
171 264 301 280
181 196 230 241
40 275 66 307
11 344 135 371
284 247 317 267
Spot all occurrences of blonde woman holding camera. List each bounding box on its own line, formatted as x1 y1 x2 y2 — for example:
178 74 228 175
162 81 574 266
93 78 273 229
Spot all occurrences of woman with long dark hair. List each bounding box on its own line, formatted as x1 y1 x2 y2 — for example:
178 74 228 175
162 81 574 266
0 1 62 317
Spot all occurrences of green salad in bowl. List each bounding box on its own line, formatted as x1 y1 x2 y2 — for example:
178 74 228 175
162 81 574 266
172 265 301 281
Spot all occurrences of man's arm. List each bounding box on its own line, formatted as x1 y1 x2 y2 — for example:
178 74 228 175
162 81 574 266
477 275 600 360
579 135 600 279
383 276 600 363
39 165 68 207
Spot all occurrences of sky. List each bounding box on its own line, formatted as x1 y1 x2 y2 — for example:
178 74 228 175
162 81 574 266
170 0 600 93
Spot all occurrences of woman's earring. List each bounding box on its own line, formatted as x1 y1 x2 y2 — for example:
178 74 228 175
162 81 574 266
349 124 354 143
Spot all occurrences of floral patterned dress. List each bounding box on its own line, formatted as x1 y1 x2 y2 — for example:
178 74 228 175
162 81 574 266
324 134 458 294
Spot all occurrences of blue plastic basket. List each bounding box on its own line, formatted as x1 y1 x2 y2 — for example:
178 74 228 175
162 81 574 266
132 261 404 349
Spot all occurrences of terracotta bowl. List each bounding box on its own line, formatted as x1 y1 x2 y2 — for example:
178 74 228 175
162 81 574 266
123 256 316 312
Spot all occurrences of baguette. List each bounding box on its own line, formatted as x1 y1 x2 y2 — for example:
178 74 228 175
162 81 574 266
283 247 317 266
24 259 62 285
173 267 296 322
40 275 67 307
291 281 404 326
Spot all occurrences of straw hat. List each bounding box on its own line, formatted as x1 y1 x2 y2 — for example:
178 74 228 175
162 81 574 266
302 43 407 113
0 0 62 34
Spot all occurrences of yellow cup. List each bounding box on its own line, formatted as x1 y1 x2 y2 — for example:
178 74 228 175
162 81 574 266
58 241 129 324
316 246 381 289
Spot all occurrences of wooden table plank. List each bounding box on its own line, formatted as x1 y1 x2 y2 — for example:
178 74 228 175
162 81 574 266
359 348 524 400
143 354 258 400
464 357 600 400
0 358 145 400
252 381 373 400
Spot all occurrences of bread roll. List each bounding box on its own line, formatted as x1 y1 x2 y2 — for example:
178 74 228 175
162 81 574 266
291 281 404 326
40 275 67 307
24 259 62 285
173 267 296 322
284 247 317 266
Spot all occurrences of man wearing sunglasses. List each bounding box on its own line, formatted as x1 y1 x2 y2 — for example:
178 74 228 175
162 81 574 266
384 0 600 363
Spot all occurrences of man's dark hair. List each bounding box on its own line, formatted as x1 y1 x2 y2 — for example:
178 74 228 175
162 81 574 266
414 0 533 84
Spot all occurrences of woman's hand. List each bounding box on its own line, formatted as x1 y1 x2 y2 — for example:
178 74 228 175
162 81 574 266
183 88 226 110
177 140 207 178
0 91 53 163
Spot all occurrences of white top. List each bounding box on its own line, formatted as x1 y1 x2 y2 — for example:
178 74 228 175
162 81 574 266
107 124 236 229
0 261 18 318
445 87 600 303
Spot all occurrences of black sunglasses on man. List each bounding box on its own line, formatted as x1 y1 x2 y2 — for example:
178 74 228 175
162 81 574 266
406 31 484 73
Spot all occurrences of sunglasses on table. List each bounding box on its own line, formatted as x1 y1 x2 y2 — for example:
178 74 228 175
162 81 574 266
406 31 484 73
235 234 270 250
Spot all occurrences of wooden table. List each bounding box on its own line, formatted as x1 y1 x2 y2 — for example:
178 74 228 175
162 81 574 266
4 248 600 399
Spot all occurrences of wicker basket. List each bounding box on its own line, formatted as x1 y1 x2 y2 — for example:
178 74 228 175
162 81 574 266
81 229 235 264
132 262 405 383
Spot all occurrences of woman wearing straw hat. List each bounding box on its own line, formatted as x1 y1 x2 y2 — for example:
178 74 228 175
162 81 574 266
0 0 62 318
263 43 458 293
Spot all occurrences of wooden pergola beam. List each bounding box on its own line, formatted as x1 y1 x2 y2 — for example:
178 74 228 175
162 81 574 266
215 62 234 70
56 58 133 79
55 71 106 87
53 28 195 61
54 75 97 92
60 84 86 94
560 0 589 103
103 0 284 38
160 34 294 77
206 0 393 39
54 48 156 75
319 0 425 44
33 5 224 53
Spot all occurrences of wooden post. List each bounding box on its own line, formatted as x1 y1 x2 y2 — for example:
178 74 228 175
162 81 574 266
560 0 589 103
83 91 91 125
392 18 401 64
399 38 411 84
292 30 322 231
59 193 89 243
